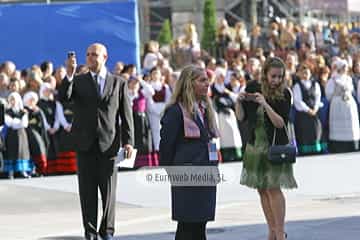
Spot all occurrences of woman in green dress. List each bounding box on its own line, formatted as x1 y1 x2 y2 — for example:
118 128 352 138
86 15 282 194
237 57 297 240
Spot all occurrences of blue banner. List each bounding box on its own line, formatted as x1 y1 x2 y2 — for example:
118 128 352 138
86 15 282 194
0 0 140 71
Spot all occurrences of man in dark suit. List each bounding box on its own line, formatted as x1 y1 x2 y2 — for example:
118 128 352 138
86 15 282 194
58 43 134 240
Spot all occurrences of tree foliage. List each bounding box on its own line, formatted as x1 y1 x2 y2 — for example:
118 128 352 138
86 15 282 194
157 19 172 46
201 0 216 55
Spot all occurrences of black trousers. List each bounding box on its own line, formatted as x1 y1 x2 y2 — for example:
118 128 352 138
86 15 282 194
175 222 207 240
76 140 117 238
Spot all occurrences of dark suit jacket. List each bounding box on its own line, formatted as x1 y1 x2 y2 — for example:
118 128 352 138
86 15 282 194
57 71 134 157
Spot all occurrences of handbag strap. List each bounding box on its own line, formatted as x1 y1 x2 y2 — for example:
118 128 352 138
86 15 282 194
271 124 291 146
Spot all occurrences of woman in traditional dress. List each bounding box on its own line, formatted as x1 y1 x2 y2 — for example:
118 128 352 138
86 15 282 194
146 67 171 160
127 75 156 167
3 92 32 179
211 67 242 162
37 83 60 174
293 63 326 154
326 59 360 152
23 91 48 176
56 101 77 174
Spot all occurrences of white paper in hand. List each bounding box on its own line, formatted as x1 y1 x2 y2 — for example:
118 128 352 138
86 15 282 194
115 148 137 168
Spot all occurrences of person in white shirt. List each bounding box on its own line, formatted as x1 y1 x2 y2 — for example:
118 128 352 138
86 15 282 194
211 67 242 162
326 59 360 153
293 63 326 155
127 75 157 167
142 41 163 72
3 92 31 179
146 67 171 155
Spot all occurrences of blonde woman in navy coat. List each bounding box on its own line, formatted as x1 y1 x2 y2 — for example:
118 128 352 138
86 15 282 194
160 65 220 240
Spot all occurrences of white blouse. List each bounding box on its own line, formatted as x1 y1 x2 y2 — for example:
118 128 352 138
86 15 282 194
293 79 321 112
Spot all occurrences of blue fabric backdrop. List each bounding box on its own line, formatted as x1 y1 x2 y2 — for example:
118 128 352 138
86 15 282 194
0 0 140 70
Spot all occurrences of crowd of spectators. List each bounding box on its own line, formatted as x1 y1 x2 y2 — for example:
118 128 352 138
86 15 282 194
0 18 359 179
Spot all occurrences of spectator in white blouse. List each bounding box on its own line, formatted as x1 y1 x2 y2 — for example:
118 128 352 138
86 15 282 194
293 63 325 155
326 59 360 153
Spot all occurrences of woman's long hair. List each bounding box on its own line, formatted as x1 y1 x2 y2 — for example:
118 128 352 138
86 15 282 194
166 65 217 131
261 57 287 101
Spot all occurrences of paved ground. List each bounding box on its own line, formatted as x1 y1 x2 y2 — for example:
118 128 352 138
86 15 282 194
1 152 359 240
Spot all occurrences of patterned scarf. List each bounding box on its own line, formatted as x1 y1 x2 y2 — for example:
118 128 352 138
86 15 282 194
179 103 219 139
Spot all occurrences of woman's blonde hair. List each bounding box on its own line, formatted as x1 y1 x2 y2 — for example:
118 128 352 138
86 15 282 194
261 57 286 100
167 65 216 131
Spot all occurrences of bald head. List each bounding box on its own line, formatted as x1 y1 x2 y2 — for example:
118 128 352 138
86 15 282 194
86 43 108 73
89 43 107 55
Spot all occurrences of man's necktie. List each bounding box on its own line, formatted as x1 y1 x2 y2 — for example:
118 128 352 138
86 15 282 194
94 74 100 95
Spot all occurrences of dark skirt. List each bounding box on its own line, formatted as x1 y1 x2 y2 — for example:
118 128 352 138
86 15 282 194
3 128 33 173
133 112 157 167
51 128 77 174
295 111 327 155
27 128 47 174
328 140 359 153
46 133 59 174
57 128 75 152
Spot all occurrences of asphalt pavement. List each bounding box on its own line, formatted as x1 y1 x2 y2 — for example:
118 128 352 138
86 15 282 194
1 152 359 240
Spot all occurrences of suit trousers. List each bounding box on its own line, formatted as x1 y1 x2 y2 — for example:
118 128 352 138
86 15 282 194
175 221 207 240
76 140 118 237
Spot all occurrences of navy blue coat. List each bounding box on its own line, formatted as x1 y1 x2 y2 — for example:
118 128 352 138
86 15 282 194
159 103 218 222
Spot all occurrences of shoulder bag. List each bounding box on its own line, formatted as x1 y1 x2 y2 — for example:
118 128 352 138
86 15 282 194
268 125 296 164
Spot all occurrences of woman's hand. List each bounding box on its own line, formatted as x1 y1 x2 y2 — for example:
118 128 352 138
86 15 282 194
255 92 285 128
64 125 72 132
253 92 268 107
307 108 317 116
238 92 246 101
48 128 56 135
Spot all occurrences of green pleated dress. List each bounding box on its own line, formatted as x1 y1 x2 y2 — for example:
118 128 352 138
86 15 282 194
240 108 298 189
